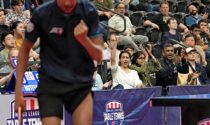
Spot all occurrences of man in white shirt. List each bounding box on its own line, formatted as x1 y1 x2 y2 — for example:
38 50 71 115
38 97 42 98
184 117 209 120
108 2 148 51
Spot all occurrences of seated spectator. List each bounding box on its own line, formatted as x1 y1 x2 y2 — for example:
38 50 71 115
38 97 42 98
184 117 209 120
189 23 210 61
162 17 183 45
110 40 144 89
129 43 161 87
124 44 134 56
184 5 208 28
102 33 120 68
198 20 210 59
92 68 104 91
183 33 207 67
6 0 30 26
92 0 114 41
11 21 39 61
190 24 205 48
0 48 18 90
199 19 210 46
181 47 210 85
113 0 131 8
0 32 16 63
0 9 10 40
0 48 18 73
143 1 188 33
92 68 113 90
93 0 113 22
156 43 188 90
108 2 148 51
11 21 25 49
0 47 38 91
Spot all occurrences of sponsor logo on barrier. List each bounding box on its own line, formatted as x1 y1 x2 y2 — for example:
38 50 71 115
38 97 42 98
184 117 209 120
197 118 210 125
104 100 124 125
6 97 42 125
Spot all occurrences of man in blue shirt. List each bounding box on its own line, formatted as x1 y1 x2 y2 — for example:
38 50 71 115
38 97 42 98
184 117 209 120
14 0 104 125
184 5 208 28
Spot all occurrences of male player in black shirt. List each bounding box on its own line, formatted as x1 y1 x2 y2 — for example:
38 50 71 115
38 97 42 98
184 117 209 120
15 0 104 125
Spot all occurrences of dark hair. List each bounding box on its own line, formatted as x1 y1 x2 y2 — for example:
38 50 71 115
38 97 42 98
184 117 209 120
114 2 125 9
166 17 176 25
183 33 195 42
160 1 169 8
190 24 200 30
1 32 13 48
163 43 174 49
10 20 23 32
11 0 23 7
0 8 6 14
131 51 144 65
198 19 208 25
119 51 131 65
142 42 151 48
107 33 117 41
124 44 134 51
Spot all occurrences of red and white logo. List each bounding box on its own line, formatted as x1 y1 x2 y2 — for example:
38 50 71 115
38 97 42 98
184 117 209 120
6 96 41 125
49 27 64 36
104 100 124 125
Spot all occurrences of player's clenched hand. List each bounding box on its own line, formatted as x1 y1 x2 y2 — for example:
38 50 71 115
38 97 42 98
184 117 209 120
74 20 88 43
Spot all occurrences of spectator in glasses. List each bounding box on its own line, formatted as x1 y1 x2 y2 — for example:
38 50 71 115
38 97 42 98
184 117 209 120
130 43 161 87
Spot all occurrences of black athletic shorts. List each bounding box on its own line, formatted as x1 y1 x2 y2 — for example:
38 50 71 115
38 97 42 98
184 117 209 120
36 72 93 119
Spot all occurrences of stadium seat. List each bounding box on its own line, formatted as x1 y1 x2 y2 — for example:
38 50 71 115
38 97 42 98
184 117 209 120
152 43 163 59
176 1 187 13
134 26 147 35
173 12 186 24
144 11 159 21
129 11 145 27
147 28 162 43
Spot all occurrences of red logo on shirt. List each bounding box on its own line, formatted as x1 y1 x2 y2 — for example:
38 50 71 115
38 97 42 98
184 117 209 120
49 27 64 36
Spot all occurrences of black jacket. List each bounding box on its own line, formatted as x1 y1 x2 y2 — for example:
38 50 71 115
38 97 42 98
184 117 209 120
156 57 189 88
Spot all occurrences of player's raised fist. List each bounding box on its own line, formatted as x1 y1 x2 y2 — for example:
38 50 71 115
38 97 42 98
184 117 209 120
74 20 88 43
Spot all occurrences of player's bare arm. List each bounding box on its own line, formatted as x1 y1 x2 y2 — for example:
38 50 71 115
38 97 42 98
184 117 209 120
14 41 34 113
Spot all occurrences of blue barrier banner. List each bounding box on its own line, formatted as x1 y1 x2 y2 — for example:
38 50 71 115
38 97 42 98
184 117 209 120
65 87 163 125
2 58 39 94
13 71 39 94
166 85 210 125
2 71 39 94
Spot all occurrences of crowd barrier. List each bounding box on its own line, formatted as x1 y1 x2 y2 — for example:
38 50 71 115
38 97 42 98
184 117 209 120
65 87 163 125
1 85 210 125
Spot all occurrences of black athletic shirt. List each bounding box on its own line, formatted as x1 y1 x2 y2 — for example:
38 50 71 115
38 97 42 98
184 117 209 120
25 0 101 83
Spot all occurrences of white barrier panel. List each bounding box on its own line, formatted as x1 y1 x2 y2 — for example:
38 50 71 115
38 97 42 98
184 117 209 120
0 94 64 125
